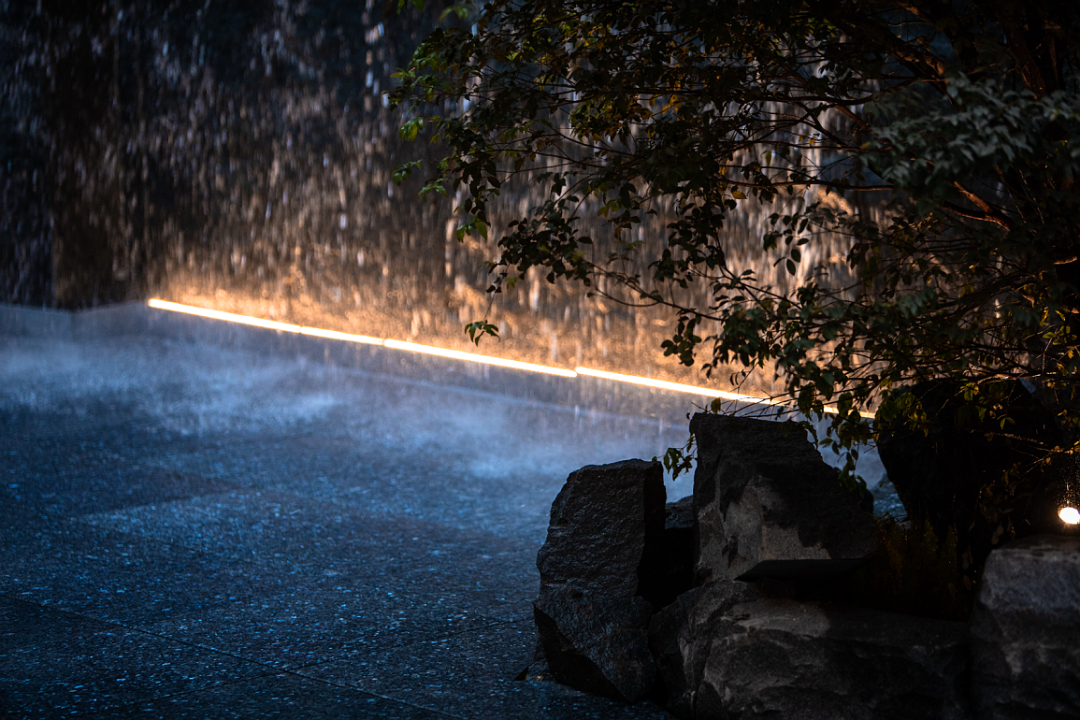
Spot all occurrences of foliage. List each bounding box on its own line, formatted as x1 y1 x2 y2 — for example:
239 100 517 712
390 0 1080 490
824 516 971 620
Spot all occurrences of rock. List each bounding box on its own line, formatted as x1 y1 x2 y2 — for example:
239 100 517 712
649 579 766 717
533 459 666 702
970 535 1080 720
665 494 695 532
876 380 1066 574
638 495 696 611
653 580 971 719
690 413 877 586
701 600 971 720
515 643 554 683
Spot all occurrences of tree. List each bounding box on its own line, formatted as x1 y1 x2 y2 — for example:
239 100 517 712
390 1 1080 499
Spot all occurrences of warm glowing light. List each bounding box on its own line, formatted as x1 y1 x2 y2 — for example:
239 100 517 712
384 339 578 377
146 299 873 416
576 367 780 404
1060 507 1080 525
574 367 875 417
299 326 383 345
148 299 302 334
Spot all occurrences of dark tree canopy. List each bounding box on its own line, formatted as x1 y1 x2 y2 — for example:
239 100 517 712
391 0 1080 491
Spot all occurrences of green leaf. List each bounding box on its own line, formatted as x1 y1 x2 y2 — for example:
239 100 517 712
438 4 470 22
388 0 1080 577
465 320 499 346
399 118 425 142
392 160 422 186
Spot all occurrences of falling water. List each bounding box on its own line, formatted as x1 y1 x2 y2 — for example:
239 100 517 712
1 0 866 397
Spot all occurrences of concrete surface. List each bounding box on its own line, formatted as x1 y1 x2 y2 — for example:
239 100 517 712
1 308 690 718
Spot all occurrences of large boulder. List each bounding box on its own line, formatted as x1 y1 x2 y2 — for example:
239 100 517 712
691 414 877 586
652 580 971 719
533 459 666 702
970 535 1080 720
649 578 766 717
876 380 1065 576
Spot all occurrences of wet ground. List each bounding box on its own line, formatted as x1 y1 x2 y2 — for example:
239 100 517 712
0 303 900 718
1 317 691 719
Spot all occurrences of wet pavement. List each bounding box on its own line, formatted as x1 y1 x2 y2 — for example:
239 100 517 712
1 307 689 718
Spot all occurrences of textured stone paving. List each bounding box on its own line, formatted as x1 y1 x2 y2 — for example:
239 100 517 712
0 327 686 719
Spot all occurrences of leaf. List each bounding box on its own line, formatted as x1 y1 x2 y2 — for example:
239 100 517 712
439 4 470 22
392 160 422 186
399 118 425 142
388 0 1080 556
465 320 499 346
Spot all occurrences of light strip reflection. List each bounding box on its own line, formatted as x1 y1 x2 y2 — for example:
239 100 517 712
575 367 873 418
147 298 872 417
299 326 383 345
148 299 384 345
149 299 304 334
384 339 578 378
575 366 781 404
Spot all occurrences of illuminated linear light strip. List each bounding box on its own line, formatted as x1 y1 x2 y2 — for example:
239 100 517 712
148 299 384 345
384 339 578 378
575 367 875 419
298 326 383 345
576 366 778 404
147 298 570 376
147 299 872 417
149 298 305 334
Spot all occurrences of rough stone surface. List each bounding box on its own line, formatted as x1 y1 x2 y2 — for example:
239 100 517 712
516 642 554 683
534 460 666 702
648 579 765 717
876 380 1066 572
690 414 876 585
653 580 970 720
664 495 695 534
970 535 1080 720
638 495 696 612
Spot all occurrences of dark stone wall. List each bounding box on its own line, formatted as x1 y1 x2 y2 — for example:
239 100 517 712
0 1 51 306
0 0 443 308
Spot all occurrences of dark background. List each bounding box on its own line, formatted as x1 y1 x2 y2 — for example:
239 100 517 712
0 0 442 309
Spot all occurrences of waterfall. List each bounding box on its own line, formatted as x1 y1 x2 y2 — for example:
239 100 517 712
0 0 869 398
